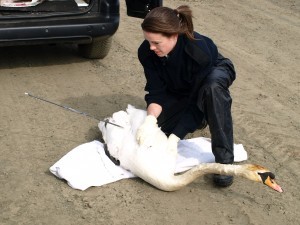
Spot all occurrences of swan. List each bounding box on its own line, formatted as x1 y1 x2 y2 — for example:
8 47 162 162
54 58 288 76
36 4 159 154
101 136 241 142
98 105 283 193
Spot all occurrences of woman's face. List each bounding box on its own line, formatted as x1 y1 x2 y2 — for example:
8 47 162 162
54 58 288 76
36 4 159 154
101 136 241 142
143 31 178 57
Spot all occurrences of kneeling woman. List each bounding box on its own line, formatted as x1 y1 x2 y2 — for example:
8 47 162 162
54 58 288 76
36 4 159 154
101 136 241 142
136 5 236 187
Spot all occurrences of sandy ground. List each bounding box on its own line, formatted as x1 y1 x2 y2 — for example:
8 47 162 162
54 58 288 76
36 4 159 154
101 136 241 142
0 0 299 224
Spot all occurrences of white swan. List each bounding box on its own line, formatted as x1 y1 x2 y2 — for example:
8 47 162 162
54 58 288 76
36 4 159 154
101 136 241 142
98 105 283 193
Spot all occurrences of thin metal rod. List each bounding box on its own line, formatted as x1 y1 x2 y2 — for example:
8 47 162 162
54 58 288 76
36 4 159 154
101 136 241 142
25 92 123 128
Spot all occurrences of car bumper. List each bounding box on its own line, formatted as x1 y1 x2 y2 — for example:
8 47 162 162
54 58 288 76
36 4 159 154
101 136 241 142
0 19 119 47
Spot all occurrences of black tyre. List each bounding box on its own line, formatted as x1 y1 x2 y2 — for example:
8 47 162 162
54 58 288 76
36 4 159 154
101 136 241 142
78 36 113 59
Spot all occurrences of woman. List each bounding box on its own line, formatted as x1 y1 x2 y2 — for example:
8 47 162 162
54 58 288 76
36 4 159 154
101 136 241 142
136 5 236 187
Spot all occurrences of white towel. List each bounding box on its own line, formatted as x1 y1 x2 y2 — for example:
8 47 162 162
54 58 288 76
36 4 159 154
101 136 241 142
49 138 247 191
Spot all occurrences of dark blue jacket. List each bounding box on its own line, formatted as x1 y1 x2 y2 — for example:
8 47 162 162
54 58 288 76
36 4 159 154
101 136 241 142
138 32 219 109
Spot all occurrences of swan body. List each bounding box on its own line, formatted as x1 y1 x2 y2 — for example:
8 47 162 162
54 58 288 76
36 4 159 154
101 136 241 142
99 105 283 193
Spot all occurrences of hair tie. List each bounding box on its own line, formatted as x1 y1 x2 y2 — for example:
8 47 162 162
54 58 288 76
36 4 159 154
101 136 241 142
174 9 179 17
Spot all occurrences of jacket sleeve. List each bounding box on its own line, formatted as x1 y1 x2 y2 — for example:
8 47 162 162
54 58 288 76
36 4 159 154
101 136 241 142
138 41 170 108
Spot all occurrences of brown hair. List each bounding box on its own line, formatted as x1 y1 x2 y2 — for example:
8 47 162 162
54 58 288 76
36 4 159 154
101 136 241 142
141 5 194 40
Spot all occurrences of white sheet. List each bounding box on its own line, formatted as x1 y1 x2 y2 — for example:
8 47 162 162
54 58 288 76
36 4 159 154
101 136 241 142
49 137 247 191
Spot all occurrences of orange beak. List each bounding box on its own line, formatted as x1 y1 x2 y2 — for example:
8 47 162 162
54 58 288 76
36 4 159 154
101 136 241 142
264 177 283 193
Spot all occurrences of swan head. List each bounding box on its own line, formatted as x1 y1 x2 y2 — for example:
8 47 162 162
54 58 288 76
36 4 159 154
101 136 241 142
244 164 283 193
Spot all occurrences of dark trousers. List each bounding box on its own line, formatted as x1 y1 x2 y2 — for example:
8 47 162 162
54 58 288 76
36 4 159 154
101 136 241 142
157 55 236 164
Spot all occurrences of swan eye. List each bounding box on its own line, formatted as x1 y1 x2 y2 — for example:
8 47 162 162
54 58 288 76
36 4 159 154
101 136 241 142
258 172 275 184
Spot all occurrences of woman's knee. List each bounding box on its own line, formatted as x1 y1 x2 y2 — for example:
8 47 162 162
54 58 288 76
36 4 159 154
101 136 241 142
206 66 234 89
202 78 228 98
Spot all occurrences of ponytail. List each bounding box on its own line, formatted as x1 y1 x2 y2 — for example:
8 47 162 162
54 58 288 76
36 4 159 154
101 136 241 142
175 5 194 40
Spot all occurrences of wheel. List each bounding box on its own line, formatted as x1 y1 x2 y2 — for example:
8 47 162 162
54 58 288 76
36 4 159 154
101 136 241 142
78 36 113 59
